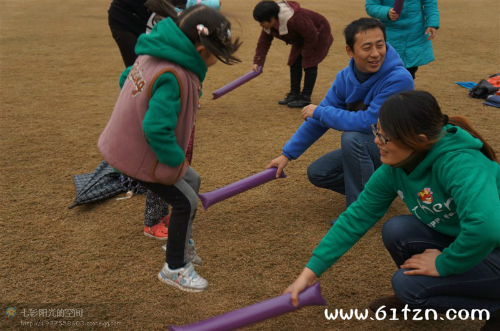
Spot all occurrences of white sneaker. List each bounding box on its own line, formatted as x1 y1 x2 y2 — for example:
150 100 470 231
157 262 208 292
187 239 202 265
162 239 202 265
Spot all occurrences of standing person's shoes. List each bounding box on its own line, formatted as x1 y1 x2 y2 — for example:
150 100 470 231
288 94 311 108
278 92 300 105
158 262 208 292
144 222 168 240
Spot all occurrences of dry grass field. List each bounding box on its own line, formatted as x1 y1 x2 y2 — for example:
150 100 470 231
1 0 499 330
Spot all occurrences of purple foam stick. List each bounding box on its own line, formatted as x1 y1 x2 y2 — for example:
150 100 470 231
212 66 263 100
168 282 327 331
198 167 286 210
394 0 404 15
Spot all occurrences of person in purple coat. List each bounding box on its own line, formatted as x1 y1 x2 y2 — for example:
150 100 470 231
252 1 333 108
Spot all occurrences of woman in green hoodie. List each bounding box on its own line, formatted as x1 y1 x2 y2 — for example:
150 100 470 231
285 91 500 330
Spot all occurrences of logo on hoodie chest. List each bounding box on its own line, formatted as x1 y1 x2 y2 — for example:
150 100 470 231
129 62 146 97
407 187 456 228
418 188 433 204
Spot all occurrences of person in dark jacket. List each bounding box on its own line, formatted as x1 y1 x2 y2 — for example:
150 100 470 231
252 1 333 108
108 0 187 67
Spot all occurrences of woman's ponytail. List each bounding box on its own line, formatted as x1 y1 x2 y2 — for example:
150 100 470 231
448 116 498 163
380 90 499 164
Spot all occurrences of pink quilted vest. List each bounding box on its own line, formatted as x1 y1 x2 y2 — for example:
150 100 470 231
98 55 200 185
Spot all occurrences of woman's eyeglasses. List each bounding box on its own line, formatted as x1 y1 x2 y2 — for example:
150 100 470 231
371 123 391 145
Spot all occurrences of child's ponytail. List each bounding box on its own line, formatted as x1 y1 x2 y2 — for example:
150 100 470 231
177 5 241 65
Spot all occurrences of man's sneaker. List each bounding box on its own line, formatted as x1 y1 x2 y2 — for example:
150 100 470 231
278 93 300 105
158 262 208 292
161 214 170 227
162 239 202 266
288 94 312 108
144 222 168 240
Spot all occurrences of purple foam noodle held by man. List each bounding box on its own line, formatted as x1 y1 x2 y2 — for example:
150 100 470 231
198 167 285 210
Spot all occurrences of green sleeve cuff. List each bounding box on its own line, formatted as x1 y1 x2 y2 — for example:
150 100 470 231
305 255 330 278
435 254 450 277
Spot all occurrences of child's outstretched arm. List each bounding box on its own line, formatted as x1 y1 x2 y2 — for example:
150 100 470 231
142 72 185 167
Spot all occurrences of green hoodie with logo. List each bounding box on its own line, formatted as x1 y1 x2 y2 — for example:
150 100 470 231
118 18 207 167
307 125 500 277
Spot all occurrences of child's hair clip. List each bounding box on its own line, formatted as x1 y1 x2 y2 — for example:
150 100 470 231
197 24 209 36
220 23 231 42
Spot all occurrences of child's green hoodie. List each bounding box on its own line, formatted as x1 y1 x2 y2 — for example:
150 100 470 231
119 18 207 168
307 125 500 277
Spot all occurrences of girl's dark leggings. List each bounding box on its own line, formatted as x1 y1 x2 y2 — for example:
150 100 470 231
138 167 201 269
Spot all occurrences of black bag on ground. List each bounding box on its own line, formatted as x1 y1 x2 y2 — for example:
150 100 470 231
469 79 500 99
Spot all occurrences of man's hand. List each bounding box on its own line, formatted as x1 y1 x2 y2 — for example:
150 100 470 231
401 249 441 277
266 155 290 178
252 64 260 72
425 27 437 40
301 104 317 121
388 8 400 21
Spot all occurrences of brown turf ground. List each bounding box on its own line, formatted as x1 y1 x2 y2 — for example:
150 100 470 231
1 0 499 330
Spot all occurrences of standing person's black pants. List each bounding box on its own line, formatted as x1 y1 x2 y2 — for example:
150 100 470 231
108 16 141 67
290 55 318 98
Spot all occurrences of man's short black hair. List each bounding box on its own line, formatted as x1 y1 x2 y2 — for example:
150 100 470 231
253 1 280 22
344 18 386 52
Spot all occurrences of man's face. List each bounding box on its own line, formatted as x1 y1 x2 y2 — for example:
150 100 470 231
347 28 386 73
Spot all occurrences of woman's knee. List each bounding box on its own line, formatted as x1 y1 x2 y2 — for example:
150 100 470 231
391 269 427 306
382 215 418 249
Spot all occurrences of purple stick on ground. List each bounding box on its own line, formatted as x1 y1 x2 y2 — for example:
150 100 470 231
168 282 327 331
394 0 404 15
198 167 286 210
212 66 263 100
